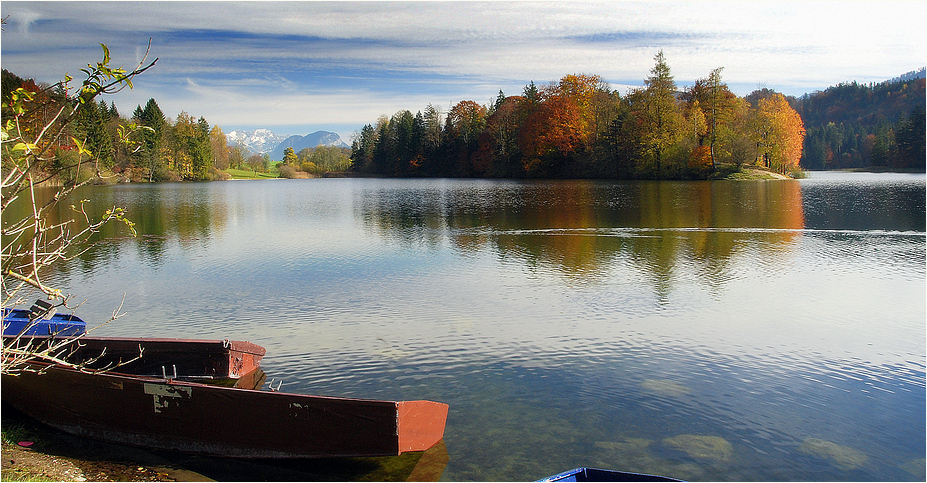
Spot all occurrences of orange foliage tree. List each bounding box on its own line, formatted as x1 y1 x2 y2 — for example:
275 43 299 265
558 74 606 147
752 93 805 174
517 85 583 173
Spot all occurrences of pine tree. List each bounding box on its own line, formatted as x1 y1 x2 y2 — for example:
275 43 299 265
135 98 167 181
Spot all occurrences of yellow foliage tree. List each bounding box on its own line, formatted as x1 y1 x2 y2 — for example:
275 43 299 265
752 93 805 174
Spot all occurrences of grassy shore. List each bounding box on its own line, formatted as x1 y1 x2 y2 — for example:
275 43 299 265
711 163 794 180
223 168 280 180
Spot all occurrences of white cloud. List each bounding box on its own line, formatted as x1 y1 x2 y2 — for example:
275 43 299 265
2 0 923 135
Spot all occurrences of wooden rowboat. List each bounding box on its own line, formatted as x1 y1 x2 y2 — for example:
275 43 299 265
2 360 448 458
1 337 448 458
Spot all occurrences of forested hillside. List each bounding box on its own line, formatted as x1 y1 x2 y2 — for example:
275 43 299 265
794 74 925 170
2 69 235 183
350 52 806 180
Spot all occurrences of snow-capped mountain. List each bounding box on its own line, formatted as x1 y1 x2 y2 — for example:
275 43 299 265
270 131 350 160
226 129 349 157
226 129 288 154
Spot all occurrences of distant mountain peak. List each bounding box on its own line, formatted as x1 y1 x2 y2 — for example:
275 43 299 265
270 131 349 160
226 129 349 157
882 67 926 85
226 129 288 154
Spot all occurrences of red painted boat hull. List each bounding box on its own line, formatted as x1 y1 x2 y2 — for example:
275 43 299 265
2 359 448 458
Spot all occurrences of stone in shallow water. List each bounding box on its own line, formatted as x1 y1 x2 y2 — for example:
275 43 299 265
640 379 690 397
662 435 733 463
798 438 868 470
594 437 652 453
901 458 926 478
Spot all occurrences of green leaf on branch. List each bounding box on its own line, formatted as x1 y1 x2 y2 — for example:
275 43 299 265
12 142 38 153
71 137 93 157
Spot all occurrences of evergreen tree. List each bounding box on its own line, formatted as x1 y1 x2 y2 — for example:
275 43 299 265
895 104 926 169
523 81 539 104
135 98 167 181
75 96 114 169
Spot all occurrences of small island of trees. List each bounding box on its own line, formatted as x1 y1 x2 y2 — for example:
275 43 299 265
349 51 807 180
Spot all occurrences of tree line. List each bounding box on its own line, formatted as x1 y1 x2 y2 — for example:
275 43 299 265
3 66 358 182
2 68 239 183
350 51 806 179
794 77 925 170
277 145 352 178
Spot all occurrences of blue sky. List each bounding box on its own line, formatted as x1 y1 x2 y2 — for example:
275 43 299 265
2 1 925 143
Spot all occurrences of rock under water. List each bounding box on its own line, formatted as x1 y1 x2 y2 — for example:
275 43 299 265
640 379 691 397
662 435 733 464
798 438 868 470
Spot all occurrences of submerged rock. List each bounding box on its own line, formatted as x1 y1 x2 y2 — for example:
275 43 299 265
594 437 652 453
798 438 868 470
901 458 926 478
641 379 691 397
662 435 733 463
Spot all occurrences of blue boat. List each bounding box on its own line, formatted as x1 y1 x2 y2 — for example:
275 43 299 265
2 301 86 337
538 467 680 482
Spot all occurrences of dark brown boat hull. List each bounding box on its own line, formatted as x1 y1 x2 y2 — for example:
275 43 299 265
2 336 265 381
1 362 448 458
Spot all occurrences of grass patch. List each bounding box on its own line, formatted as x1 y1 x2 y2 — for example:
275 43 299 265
224 168 280 180
1 465 57 482
1 421 34 446
725 170 780 180
711 163 790 180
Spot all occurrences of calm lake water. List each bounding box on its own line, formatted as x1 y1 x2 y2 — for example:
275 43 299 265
6 172 925 481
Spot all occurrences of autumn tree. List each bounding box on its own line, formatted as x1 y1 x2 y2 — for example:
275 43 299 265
209 125 230 170
750 92 805 174
170 112 213 180
682 67 741 170
557 74 614 148
715 97 755 168
518 83 584 175
246 153 267 173
627 51 686 177
447 100 486 147
228 143 248 170
282 146 297 165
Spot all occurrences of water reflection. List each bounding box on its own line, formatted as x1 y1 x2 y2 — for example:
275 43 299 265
169 439 448 482
359 180 806 298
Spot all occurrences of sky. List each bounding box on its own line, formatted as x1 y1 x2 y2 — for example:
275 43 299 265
2 1 925 143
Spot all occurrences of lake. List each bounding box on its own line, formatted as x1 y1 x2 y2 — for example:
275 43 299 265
6 172 925 481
